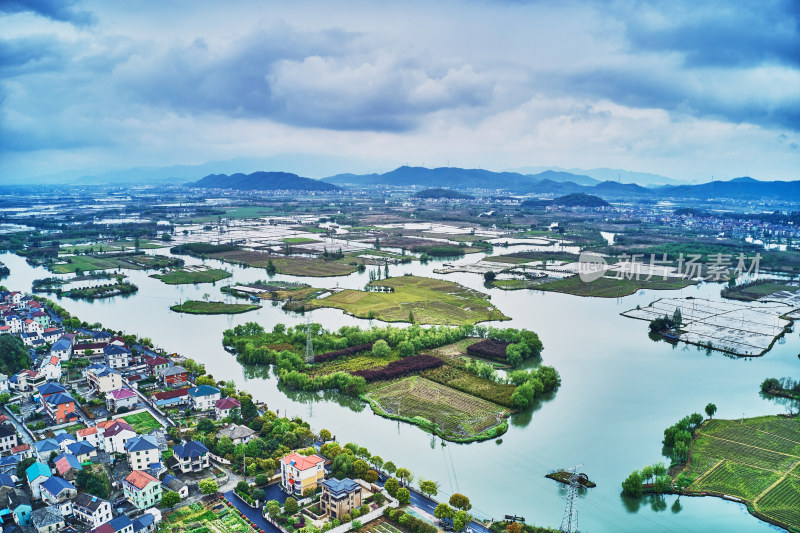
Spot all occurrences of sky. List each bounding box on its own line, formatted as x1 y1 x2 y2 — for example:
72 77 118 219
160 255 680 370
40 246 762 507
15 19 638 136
1 0 799 182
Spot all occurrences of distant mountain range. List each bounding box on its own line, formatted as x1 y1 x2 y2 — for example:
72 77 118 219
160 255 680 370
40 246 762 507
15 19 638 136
506 166 686 186
321 166 800 200
187 171 339 191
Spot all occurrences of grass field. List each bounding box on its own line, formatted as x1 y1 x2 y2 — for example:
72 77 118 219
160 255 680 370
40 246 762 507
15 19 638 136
683 416 800 531
121 411 163 433
311 275 508 325
152 267 232 285
208 250 357 277
163 501 256 533
171 300 260 314
497 275 695 297
722 281 799 301
365 376 506 441
283 237 318 244
50 253 181 274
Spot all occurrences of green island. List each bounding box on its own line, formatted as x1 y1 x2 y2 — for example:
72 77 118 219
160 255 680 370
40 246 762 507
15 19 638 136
151 266 232 285
622 406 800 532
171 299 261 315
721 279 800 301
224 322 558 441
310 275 508 325
43 252 184 274
31 274 138 299
222 280 325 312
761 377 800 401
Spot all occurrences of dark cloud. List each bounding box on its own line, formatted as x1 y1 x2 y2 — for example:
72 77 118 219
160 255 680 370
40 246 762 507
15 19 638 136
564 66 800 132
0 0 95 26
117 24 494 132
0 36 67 77
622 0 800 67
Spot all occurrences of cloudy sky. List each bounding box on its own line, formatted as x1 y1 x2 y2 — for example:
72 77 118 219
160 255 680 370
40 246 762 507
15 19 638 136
1 0 799 182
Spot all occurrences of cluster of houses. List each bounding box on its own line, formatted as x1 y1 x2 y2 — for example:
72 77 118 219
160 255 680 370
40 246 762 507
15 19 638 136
0 291 247 533
0 289 386 533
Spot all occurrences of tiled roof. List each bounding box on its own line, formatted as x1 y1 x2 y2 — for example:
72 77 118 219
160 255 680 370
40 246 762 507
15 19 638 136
172 440 208 459
103 420 135 437
282 452 324 471
125 435 159 453
74 491 110 512
25 462 51 482
321 477 361 496
152 388 188 401
40 475 75 496
215 397 240 409
37 382 66 395
158 365 187 377
66 440 96 455
188 384 220 397
31 506 63 529
46 392 74 406
54 453 82 474
125 470 159 490
109 388 137 400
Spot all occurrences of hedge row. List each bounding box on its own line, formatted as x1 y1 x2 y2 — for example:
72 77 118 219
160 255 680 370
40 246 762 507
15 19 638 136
353 354 443 382
466 339 510 360
314 343 374 364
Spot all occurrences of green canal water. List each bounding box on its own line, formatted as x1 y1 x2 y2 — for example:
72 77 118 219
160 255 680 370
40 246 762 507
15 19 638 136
3 250 797 533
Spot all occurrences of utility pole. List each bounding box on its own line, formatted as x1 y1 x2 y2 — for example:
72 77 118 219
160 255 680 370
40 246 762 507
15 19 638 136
560 464 582 533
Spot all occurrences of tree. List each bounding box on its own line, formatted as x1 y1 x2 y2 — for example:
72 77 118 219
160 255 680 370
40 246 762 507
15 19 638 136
352 520 362 532
621 470 643 497
364 470 379 483
434 503 454 520
408 311 414 324
397 341 414 357
373 492 386 506
197 418 216 434
483 271 496 283
419 479 438 497
675 473 692 495
673 441 689 463
395 468 412 486
241 397 258 420
396 488 410 505
199 479 218 495
268 503 281 518
653 462 667 478
0 335 31 375
384 461 397 476
372 340 390 357
319 429 332 442
255 473 269 486
672 307 682 327
353 459 369 478
384 478 400 497
453 511 472 532
284 497 299 514
506 523 522 533
370 455 383 471
449 493 471 511
237 480 250 494
641 465 654 485
252 488 265 501
161 491 181 509
705 403 717 419
267 260 277 275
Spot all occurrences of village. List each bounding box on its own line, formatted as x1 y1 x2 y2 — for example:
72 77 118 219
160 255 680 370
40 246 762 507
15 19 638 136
0 288 498 533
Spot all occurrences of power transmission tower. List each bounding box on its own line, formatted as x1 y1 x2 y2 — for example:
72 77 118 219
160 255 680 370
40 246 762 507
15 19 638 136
560 464 583 533
305 315 314 364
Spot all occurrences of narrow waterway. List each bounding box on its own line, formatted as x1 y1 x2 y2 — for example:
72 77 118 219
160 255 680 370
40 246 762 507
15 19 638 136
3 250 797 533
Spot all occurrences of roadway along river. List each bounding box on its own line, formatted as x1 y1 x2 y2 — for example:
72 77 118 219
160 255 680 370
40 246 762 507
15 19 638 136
3 250 797 533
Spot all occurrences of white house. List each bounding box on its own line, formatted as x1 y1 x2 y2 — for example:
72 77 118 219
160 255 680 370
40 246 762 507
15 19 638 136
72 492 113 529
187 385 220 412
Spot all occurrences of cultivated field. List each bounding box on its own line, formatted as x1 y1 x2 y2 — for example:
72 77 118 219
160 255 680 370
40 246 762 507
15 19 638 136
50 253 181 273
365 376 506 440
529 275 694 297
312 275 509 325
208 250 358 277
684 416 800 531
121 411 163 433
422 363 515 407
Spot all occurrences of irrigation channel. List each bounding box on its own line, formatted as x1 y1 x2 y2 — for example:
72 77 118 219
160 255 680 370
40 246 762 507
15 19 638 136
3 248 798 533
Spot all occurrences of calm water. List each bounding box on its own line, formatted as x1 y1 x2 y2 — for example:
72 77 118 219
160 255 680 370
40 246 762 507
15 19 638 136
3 250 797 533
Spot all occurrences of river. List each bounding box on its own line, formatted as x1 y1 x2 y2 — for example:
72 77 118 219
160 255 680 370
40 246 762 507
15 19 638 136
3 250 797 533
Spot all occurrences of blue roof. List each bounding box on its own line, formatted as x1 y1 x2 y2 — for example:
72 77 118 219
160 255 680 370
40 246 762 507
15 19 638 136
25 462 51 482
104 344 130 356
54 433 76 444
109 516 133 532
37 382 66 396
172 440 208 459
66 441 95 456
54 453 81 470
132 514 154 533
46 392 74 406
188 384 219 397
35 439 60 454
51 339 72 351
162 474 177 484
41 476 75 496
0 473 14 487
125 435 159 453
0 455 20 467
321 478 360 496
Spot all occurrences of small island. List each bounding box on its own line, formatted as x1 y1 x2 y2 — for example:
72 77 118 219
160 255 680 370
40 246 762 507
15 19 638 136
151 266 232 285
546 470 596 488
170 299 260 314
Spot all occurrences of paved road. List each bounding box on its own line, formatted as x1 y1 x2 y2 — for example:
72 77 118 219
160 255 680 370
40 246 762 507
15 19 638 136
224 489 282 533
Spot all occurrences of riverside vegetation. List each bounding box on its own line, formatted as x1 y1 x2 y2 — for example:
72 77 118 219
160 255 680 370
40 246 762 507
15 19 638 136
223 322 558 441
